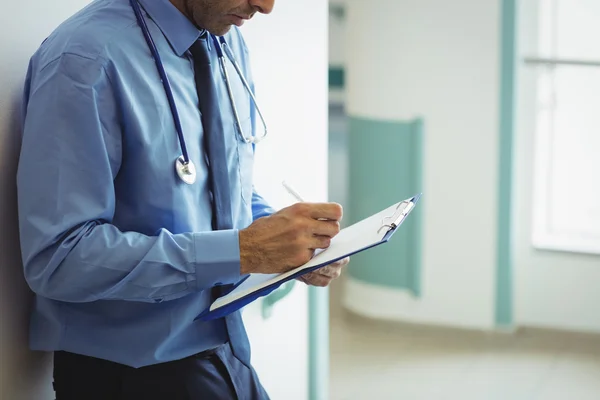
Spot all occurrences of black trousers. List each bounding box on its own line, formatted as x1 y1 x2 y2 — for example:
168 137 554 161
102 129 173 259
52 343 270 400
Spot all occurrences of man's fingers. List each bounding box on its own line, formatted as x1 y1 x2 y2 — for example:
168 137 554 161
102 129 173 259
300 259 348 286
332 257 350 266
297 202 343 222
314 263 343 279
308 235 332 250
322 257 350 271
311 220 341 237
300 272 331 287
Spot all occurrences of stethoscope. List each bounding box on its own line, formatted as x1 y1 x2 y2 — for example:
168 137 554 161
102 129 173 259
130 0 268 185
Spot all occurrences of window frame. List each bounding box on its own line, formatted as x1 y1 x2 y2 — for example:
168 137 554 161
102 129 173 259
526 0 600 254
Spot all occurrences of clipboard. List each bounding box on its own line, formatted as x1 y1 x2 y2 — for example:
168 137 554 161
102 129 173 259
196 193 421 321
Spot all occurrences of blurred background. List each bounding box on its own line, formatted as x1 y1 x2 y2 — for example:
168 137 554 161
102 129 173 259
1 0 599 399
326 0 600 399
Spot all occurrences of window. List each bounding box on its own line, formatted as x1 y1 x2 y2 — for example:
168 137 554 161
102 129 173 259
528 0 600 253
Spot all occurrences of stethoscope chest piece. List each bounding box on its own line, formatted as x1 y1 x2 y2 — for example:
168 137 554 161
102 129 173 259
130 0 268 187
175 156 197 185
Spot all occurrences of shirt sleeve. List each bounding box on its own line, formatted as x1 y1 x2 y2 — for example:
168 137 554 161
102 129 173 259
17 54 241 304
251 187 277 221
231 30 277 222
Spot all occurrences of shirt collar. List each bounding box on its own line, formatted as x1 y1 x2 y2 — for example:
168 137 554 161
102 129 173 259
136 0 203 56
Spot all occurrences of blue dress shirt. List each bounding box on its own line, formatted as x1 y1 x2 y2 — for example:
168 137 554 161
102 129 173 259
17 0 275 368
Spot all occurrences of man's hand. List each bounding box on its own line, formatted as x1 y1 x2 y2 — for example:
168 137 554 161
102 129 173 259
239 202 343 275
297 257 350 287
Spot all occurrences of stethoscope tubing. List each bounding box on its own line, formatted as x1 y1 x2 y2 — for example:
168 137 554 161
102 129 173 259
130 0 191 165
129 0 267 185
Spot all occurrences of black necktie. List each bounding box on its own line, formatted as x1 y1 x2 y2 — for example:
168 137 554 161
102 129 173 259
189 34 251 366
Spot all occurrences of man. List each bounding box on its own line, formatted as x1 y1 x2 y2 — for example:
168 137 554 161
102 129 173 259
16 0 348 398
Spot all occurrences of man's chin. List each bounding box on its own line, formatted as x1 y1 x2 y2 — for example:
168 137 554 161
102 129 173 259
208 24 234 36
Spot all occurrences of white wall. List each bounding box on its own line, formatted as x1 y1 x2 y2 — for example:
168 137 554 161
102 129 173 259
342 0 501 330
1 2 92 399
513 0 600 333
328 1 346 105
330 0 600 336
218 2 329 399
0 1 328 399
328 4 346 68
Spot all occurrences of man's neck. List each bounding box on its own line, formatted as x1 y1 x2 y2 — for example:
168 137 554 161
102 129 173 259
169 0 192 21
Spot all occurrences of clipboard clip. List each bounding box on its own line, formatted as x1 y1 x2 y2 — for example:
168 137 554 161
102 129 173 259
377 200 415 234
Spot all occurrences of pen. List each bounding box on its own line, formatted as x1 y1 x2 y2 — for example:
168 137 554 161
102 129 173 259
283 181 333 222
282 181 305 202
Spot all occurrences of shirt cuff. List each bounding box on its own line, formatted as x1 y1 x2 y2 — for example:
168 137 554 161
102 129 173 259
193 230 242 291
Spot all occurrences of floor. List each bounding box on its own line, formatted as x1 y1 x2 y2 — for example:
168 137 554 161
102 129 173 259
329 312 600 400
